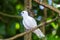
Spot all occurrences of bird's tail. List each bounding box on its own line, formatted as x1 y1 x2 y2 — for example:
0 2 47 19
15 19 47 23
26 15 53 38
33 28 45 38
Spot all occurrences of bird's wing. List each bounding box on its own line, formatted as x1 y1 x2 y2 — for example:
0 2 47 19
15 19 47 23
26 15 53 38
23 20 30 29
29 16 37 27
23 16 37 29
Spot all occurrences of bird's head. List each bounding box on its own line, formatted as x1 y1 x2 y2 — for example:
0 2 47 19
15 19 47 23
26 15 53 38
21 10 29 17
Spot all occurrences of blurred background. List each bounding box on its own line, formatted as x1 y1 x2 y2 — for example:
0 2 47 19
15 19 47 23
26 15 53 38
0 0 60 40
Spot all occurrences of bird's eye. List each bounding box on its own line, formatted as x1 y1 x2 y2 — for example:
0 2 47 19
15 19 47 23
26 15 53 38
22 12 24 13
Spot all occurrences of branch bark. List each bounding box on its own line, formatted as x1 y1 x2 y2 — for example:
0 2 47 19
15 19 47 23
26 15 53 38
0 0 60 40
0 0 60 18
0 12 22 19
7 16 59 40
24 0 32 40
34 0 60 16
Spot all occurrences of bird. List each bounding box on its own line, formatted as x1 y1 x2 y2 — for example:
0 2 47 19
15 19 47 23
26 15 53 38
21 10 45 38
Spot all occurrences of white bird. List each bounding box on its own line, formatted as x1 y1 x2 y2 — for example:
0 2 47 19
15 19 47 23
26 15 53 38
21 10 45 38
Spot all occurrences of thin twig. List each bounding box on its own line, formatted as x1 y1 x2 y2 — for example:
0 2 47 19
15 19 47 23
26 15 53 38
0 12 22 19
34 0 60 16
0 0 59 18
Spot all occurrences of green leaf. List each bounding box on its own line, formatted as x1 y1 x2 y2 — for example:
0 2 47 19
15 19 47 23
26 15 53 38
15 22 20 29
46 18 58 29
16 4 24 10
51 23 58 29
51 22 56 29
47 34 60 40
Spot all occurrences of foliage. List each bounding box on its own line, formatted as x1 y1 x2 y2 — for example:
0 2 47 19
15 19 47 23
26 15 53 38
0 0 60 40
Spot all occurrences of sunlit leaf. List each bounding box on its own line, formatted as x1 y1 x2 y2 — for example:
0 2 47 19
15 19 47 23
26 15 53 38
16 4 24 10
15 22 20 29
52 30 56 35
51 22 56 28
46 18 58 29
55 35 58 39
51 23 58 29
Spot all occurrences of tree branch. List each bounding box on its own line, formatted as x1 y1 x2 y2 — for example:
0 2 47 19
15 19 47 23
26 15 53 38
7 16 60 40
0 0 60 40
0 12 22 19
34 0 60 16
0 0 60 18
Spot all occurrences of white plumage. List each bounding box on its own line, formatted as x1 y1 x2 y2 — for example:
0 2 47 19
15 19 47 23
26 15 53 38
21 10 45 38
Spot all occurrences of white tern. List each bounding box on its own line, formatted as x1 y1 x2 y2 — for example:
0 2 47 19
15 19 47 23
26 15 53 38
21 10 45 38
